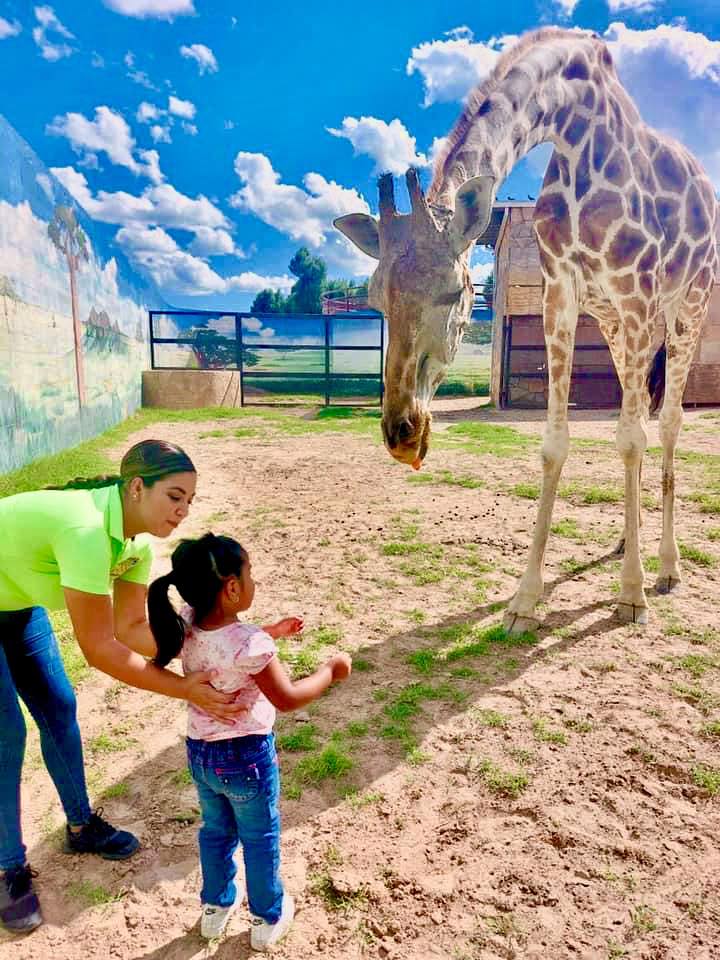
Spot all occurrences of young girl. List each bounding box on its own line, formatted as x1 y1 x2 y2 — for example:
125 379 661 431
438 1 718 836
148 533 351 950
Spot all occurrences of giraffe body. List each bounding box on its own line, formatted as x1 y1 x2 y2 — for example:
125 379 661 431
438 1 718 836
335 27 718 628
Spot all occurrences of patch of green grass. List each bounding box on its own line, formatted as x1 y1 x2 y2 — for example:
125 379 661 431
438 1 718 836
441 422 538 458
607 941 629 958
563 718 593 734
700 720 720 738
346 790 383 809
512 482 540 500
673 682 718 713
406 649 438 674
678 542 716 567
232 427 258 438
170 767 193 786
560 481 623 504
68 880 124 907
293 744 354 785
689 492 720 514
474 709 509 728
381 541 439 557
310 872 366 911
101 782 130 800
352 657 373 672
408 609 426 624
406 747 431 765
551 518 584 539
560 556 587 576
707 527 720 541
692 764 720 796
644 555 660 573
478 760 529 798
532 718 568 745
345 721 368 738
434 469 485 489
277 723 319 752
88 730 135 755
630 905 657 934
678 654 718 678
198 429 226 438
399 558 446 585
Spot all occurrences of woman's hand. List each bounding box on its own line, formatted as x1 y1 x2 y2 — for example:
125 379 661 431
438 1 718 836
328 652 352 682
184 670 248 724
266 617 304 639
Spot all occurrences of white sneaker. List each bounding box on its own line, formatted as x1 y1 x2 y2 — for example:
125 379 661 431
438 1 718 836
250 893 294 951
200 901 236 939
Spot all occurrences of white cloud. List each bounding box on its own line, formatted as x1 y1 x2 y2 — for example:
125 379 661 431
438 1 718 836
150 124 171 143
406 29 517 106
188 227 247 259
554 0 580 15
0 17 21 39
50 168 230 236
327 116 427 175
224 119 235 130
606 21 720 186
47 106 164 182
115 224 291 295
469 260 494 284
608 0 658 11
181 121 198 136
124 50 158 89
136 101 161 123
180 43 218 75
32 5 76 61
103 0 195 18
168 95 196 119
91 51 105 68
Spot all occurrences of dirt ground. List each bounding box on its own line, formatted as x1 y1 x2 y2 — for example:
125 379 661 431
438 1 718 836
3 399 720 960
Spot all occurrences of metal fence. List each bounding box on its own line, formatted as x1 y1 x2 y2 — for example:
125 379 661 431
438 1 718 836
149 309 384 406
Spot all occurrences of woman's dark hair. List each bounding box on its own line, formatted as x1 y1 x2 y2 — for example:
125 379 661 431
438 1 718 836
47 439 196 491
147 533 248 668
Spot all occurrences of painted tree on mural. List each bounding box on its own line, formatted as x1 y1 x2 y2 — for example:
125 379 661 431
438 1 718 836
48 205 89 407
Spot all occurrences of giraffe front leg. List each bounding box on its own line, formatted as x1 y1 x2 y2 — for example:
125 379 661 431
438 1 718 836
504 420 570 633
615 402 649 625
504 277 575 635
655 400 682 595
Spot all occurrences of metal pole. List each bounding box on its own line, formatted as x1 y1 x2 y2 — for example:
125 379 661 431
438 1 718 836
324 313 330 407
149 312 156 369
236 315 245 407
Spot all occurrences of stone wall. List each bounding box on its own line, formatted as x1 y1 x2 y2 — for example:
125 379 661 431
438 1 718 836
142 370 243 409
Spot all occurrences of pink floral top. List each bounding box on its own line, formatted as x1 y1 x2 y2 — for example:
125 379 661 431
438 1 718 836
180 606 277 742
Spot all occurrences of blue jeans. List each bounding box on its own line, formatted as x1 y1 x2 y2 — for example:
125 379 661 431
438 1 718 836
0 607 92 870
186 733 284 923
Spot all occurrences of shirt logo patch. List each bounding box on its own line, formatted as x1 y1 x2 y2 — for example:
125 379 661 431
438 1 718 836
110 557 138 580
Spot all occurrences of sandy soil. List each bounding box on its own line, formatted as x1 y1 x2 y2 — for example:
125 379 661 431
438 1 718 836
3 400 720 960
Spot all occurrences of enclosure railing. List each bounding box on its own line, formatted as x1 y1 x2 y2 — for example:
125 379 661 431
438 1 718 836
148 308 384 407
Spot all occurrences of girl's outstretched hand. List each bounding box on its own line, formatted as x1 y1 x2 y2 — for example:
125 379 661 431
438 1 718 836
184 670 248 723
328 652 352 682
268 617 304 638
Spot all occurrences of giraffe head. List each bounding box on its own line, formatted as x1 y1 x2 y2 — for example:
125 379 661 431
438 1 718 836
335 169 494 467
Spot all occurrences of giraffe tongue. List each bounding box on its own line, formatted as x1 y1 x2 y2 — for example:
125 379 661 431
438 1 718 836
411 457 422 471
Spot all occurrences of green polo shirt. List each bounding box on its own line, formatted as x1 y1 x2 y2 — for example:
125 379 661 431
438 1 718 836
0 483 154 612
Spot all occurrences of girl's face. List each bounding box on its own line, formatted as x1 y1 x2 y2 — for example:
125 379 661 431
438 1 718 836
133 472 197 538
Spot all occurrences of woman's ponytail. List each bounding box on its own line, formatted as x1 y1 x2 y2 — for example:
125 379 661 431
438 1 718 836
147 572 186 668
46 474 122 491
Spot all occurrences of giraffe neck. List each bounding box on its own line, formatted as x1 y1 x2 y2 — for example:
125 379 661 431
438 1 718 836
429 34 638 208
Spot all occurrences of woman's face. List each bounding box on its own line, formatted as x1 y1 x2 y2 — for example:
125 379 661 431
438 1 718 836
137 472 197 537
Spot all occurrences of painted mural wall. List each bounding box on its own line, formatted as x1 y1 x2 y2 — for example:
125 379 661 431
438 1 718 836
0 114 164 473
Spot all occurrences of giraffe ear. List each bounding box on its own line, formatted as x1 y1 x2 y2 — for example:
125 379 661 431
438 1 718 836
447 176 496 254
333 214 380 260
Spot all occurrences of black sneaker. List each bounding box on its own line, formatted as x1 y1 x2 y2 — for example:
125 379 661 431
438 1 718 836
64 808 140 861
0 864 42 934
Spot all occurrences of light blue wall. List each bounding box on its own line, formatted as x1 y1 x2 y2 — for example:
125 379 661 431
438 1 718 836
0 115 164 473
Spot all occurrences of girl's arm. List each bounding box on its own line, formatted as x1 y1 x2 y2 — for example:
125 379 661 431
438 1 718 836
262 617 303 640
64 587 245 722
254 652 351 712
113 580 157 658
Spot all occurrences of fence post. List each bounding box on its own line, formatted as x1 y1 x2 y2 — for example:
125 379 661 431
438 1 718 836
324 313 330 407
236 315 245 407
148 311 156 369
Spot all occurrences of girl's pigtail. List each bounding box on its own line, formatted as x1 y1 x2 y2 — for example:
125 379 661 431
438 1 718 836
147 571 186 668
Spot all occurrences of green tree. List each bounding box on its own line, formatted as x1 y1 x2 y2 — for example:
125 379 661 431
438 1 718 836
250 288 288 314
286 247 326 314
48 205 89 407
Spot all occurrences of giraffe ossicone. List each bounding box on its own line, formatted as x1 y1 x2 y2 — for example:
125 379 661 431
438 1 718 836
335 26 718 630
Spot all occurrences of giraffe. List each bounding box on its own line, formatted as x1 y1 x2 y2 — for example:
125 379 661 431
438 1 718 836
335 26 719 631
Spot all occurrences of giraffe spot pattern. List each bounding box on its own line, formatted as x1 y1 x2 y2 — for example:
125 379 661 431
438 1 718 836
665 240 690 287
565 114 590 147
535 193 571 256
610 273 635 295
578 189 624 251
575 140 592 201
604 148 630 188
592 125 613 172
608 225 647 269
563 55 590 81
686 183 710 241
655 146 685 192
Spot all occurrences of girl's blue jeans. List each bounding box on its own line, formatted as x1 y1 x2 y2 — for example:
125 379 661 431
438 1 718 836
0 607 92 870
186 733 284 923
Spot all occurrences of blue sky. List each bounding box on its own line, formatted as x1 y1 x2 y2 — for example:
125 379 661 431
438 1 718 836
1 0 719 311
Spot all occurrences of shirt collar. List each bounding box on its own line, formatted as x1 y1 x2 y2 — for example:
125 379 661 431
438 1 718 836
93 483 126 546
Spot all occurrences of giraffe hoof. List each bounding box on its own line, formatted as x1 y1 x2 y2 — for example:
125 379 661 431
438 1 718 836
616 602 648 625
655 576 681 595
503 611 540 635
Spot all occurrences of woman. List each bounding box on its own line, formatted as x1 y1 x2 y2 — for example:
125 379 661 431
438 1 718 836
0 439 243 935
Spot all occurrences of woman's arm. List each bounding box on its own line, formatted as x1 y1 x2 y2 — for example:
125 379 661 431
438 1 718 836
113 580 157 658
64 587 245 722
254 652 351 712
